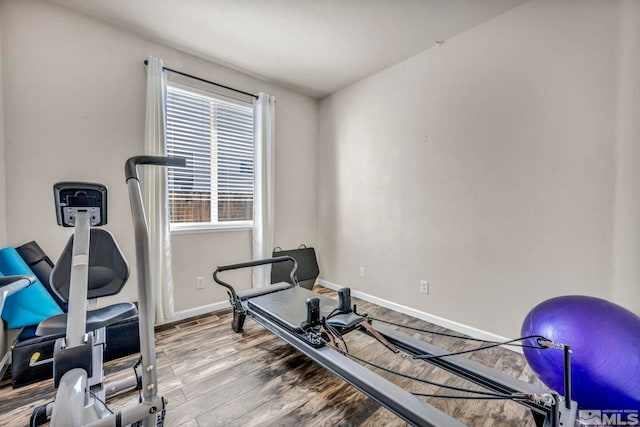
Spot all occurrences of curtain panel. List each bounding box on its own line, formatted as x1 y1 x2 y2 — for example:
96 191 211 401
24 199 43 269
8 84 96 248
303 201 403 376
252 93 276 288
143 56 175 322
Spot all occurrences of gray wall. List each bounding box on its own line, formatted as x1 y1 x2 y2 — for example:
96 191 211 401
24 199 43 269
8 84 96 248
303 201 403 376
2 0 639 339
611 0 640 312
0 0 318 310
318 0 640 338
0 8 6 248
0 7 7 357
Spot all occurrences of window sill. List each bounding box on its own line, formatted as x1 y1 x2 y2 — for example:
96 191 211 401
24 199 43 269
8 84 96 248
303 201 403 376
170 222 253 235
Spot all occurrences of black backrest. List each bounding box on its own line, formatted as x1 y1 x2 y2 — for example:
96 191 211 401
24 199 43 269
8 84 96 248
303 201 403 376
16 241 67 311
50 229 129 302
271 246 319 290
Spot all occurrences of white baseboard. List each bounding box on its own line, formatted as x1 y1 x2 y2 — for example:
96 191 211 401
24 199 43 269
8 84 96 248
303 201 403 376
161 300 229 325
164 280 520 354
318 279 520 353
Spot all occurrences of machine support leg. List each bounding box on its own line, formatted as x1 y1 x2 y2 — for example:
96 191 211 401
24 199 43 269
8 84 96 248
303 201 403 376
563 345 572 410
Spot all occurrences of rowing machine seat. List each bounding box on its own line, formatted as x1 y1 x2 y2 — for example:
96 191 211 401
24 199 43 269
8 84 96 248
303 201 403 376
248 287 335 332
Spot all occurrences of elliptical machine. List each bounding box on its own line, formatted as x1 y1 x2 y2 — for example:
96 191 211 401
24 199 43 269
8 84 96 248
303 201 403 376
31 155 185 427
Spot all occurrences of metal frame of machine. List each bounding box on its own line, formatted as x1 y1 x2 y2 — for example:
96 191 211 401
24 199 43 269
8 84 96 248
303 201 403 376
214 257 577 427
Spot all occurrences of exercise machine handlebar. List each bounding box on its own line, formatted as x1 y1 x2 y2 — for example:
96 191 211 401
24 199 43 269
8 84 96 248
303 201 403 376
0 274 36 288
214 256 298 333
216 256 297 273
0 275 36 314
214 256 298 302
124 155 185 406
125 155 187 182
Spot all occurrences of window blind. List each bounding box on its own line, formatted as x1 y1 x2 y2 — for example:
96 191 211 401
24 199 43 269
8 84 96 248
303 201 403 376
166 83 254 225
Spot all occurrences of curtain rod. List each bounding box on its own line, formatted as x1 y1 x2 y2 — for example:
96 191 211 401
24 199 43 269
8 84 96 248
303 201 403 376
143 60 259 99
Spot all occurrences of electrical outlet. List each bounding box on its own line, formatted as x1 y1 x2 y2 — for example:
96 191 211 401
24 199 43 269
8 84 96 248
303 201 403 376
420 280 429 294
360 267 366 278
196 276 205 290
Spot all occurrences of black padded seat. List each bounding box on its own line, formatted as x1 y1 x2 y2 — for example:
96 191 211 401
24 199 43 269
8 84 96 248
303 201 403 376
326 312 364 329
35 302 137 336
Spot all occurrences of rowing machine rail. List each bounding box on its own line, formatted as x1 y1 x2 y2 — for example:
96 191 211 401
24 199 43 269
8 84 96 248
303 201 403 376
213 258 577 427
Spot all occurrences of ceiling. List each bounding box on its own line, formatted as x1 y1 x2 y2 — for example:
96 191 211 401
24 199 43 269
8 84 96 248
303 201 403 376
49 0 528 98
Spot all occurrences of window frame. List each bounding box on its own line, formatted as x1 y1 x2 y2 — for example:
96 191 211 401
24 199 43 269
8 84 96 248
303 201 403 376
165 81 255 234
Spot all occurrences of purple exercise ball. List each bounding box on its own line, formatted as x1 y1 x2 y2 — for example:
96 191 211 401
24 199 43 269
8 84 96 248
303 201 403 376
521 295 640 410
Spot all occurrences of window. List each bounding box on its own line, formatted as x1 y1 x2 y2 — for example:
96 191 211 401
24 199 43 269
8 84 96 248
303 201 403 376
166 82 254 231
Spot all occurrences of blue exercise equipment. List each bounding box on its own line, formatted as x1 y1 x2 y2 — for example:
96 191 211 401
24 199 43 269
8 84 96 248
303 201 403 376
0 247 63 329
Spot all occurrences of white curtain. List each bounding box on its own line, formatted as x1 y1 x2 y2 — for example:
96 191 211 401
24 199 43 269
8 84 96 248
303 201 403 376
143 56 174 322
252 93 276 288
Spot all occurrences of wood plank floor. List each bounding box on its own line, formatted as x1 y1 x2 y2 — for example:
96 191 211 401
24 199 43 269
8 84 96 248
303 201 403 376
0 286 543 426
